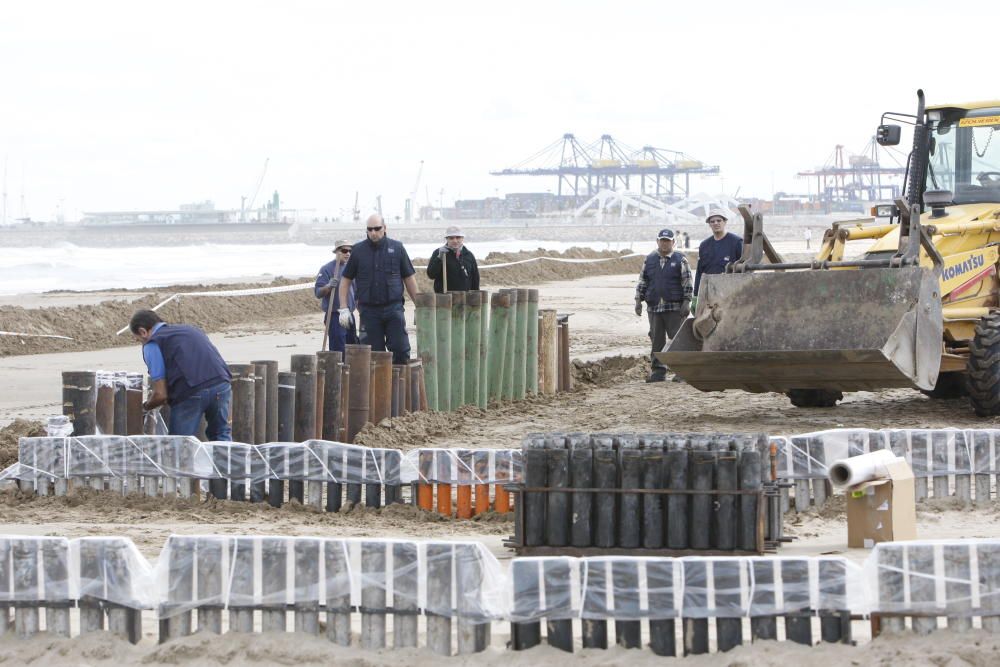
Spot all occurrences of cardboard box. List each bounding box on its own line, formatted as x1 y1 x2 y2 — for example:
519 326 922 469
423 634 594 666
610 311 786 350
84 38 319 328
846 458 916 548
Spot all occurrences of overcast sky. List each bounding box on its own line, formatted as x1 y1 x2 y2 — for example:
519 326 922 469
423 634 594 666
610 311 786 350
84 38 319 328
0 0 993 222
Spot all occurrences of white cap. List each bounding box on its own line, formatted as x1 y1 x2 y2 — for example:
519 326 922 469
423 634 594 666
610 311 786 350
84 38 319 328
445 225 464 238
705 210 728 223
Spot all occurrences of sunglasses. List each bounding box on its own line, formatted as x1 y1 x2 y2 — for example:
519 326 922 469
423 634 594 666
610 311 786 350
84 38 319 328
367 226 383 232
337 248 352 253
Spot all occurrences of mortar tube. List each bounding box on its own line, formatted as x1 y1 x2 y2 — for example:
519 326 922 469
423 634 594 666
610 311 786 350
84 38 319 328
390 366 401 417
514 288 530 399
436 450 452 516
62 370 97 436
407 360 422 412
486 292 511 402
370 351 394 426
345 344 372 442
502 289 518 400
228 363 255 502
457 449 473 519
314 367 325 445
450 291 466 410
464 291 482 407
558 320 571 391
494 449 512 513
338 363 350 441
417 449 434 511
316 351 343 441
416 364 428 410
538 310 557 395
274 371 296 506
250 365 267 502
473 449 490 515
251 360 279 442
125 373 144 435
96 377 114 436
413 293 438 411
290 354 317 504
113 374 128 435
397 364 410 415
478 290 489 408
434 293 452 412
525 289 540 395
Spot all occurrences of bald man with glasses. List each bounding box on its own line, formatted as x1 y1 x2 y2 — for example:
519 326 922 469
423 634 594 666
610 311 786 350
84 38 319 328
338 214 419 364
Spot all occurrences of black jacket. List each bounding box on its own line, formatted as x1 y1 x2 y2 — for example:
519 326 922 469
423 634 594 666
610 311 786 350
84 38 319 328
426 245 480 293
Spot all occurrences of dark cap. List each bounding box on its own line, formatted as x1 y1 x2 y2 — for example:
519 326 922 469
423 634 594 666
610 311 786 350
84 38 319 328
657 228 675 240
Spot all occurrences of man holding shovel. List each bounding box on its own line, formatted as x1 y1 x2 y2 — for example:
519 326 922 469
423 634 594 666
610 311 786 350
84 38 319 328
314 239 357 352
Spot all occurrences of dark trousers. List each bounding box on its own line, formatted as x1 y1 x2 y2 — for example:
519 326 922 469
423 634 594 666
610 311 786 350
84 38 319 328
359 303 411 364
324 315 359 353
168 381 232 440
648 310 686 377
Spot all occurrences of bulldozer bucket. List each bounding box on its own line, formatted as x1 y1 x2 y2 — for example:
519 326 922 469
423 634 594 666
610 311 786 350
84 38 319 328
657 266 943 393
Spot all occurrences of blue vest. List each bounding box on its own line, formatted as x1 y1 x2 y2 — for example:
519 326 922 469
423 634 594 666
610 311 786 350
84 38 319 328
643 251 685 305
349 238 406 307
148 324 231 405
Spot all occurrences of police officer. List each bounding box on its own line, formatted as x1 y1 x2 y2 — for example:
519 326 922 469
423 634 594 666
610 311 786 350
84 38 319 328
634 228 692 382
337 214 419 364
314 239 358 352
426 225 480 293
129 309 232 439
693 210 743 312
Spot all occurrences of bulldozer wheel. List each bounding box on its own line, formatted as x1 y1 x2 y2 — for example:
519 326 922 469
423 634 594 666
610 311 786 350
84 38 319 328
786 389 844 408
920 371 968 399
968 312 1000 416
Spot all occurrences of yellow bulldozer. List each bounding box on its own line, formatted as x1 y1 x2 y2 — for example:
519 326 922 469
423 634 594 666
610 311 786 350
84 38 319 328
660 91 1000 415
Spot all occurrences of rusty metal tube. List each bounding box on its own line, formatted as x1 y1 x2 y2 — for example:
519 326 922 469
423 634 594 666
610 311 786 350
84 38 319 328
251 360 279 442
95 372 114 435
317 351 343 441
62 371 96 436
345 344 372 442
290 355 317 441
370 351 393 426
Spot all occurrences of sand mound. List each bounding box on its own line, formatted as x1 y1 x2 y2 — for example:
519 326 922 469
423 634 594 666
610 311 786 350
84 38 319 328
1 249 643 358
0 419 45 469
572 354 647 387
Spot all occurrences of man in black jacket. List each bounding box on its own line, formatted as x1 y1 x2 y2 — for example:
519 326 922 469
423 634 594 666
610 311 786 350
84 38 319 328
426 226 480 293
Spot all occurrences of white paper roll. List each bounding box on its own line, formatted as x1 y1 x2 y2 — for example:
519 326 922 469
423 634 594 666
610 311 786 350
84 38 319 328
828 449 902 488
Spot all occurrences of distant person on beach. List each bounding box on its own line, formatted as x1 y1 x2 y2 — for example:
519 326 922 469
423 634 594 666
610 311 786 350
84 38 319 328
314 239 358 352
692 210 743 312
426 225 480 294
683 231 691 249
804 226 813 250
338 214 419 364
129 309 232 440
634 228 692 383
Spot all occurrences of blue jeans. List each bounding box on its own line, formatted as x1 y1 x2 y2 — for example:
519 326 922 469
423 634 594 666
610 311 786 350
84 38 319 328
359 303 411 364
325 315 358 353
168 381 232 441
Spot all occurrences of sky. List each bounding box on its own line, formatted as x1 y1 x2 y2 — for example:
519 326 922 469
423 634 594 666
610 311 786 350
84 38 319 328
0 0 994 222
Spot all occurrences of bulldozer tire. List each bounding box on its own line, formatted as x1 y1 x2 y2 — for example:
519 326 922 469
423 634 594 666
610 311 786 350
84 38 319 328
920 371 968 399
968 312 1000 416
786 389 844 408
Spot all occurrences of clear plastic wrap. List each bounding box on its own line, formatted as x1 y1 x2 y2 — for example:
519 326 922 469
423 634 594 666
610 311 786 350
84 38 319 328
401 448 523 485
0 535 154 610
506 555 865 622
868 539 1000 616
12 437 405 486
154 535 506 622
772 428 1000 479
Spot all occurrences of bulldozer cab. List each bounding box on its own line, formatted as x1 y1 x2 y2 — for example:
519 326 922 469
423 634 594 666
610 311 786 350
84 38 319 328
659 93 1000 408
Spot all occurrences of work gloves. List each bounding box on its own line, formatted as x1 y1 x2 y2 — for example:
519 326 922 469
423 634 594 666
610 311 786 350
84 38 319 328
326 277 339 290
338 307 354 329
437 246 450 257
634 300 643 317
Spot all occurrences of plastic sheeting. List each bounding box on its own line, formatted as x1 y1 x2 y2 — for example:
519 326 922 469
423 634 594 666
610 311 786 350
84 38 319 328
773 428 1000 479
868 539 1000 616
400 448 522 485
507 555 866 622
6 437 405 486
0 535 155 610
154 535 507 622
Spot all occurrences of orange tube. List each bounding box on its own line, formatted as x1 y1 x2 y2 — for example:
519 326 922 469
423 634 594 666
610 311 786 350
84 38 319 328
437 483 452 516
474 483 490 515
457 485 472 519
494 485 511 513
417 483 434 511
